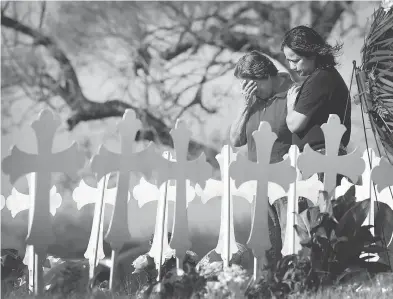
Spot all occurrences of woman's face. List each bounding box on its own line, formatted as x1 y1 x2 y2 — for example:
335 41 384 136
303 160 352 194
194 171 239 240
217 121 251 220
283 46 316 77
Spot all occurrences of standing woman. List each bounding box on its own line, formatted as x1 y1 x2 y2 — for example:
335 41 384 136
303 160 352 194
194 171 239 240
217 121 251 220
282 26 351 158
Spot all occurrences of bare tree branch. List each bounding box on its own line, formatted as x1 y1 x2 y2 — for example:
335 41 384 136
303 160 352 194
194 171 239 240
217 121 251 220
1 13 220 168
1 1 10 14
38 1 46 29
311 1 352 40
152 1 352 84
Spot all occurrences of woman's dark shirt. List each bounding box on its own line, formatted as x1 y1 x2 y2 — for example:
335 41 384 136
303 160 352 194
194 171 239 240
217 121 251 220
246 90 292 163
292 68 351 151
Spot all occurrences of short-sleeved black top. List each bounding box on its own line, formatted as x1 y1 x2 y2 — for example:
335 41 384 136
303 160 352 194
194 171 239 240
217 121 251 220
246 88 292 163
292 67 351 151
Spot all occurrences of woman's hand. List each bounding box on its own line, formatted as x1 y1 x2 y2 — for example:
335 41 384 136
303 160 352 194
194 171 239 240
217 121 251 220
241 80 257 107
287 85 301 110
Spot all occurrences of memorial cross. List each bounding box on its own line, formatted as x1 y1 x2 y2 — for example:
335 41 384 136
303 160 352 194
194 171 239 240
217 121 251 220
371 155 393 250
152 120 212 272
1 195 5 210
336 149 379 234
196 145 254 267
90 109 156 289
297 114 365 198
369 155 393 213
6 173 62 219
1 109 85 295
229 121 296 279
133 151 196 277
73 174 112 280
4 173 62 293
268 145 324 256
371 156 393 193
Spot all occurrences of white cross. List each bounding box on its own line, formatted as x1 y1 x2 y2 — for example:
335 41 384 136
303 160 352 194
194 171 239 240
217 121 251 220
371 156 393 193
336 149 379 233
1 195 5 210
89 109 157 290
152 120 212 271
6 174 62 219
195 145 254 267
371 155 393 255
297 115 365 197
133 151 196 275
1 109 85 296
229 121 296 279
72 174 133 279
268 145 324 256
4 173 62 267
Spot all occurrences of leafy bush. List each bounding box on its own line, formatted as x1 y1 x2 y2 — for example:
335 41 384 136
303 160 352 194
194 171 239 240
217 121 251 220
1 249 27 295
293 189 391 284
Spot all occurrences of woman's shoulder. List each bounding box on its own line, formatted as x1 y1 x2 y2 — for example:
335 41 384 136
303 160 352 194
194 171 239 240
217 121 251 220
310 67 341 80
305 67 343 88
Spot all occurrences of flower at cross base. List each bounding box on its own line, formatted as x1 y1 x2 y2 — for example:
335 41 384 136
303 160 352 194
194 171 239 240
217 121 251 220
201 263 250 299
131 232 199 282
197 261 224 279
132 254 152 273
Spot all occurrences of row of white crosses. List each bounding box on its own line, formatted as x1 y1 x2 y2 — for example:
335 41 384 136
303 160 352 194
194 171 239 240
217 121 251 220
72 151 197 283
1 108 212 294
76 109 211 289
2 109 393 296
195 144 322 269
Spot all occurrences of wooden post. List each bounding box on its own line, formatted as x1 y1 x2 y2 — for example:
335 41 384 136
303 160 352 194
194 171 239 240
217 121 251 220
286 146 300 256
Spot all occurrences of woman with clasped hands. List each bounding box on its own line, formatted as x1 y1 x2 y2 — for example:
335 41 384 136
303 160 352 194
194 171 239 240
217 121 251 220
282 26 351 157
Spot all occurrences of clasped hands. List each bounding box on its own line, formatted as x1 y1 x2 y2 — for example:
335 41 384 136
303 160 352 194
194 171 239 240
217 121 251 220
287 84 301 110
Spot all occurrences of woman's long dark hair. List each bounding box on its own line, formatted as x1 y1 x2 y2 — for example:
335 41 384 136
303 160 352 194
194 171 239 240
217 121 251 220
281 25 343 69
